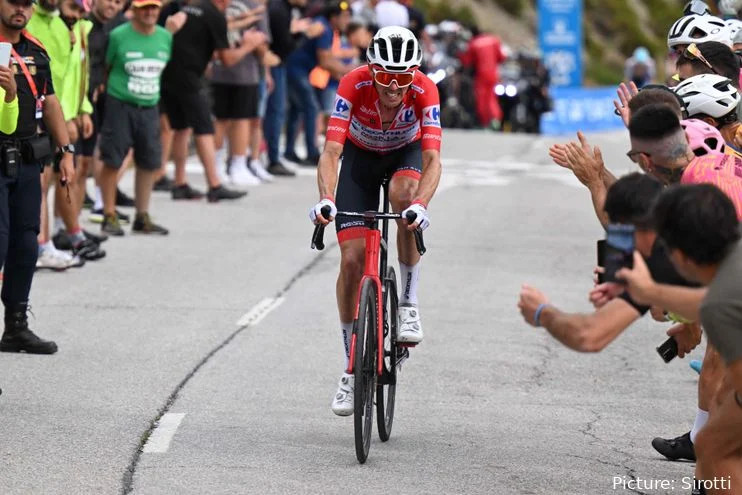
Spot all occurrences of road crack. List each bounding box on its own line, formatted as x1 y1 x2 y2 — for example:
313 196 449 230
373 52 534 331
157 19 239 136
119 243 336 494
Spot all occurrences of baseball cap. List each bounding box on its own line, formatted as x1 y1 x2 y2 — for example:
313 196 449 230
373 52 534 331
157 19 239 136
131 0 161 7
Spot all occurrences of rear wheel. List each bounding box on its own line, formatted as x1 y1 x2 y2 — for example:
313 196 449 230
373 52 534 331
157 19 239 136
377 267 397 441
354 278 377 464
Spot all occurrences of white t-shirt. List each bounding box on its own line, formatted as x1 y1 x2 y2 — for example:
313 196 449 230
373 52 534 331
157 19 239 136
375 0 409 28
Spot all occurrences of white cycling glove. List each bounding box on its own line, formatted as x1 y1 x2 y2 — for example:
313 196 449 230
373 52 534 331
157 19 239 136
309 197 337 224
402 202 430 231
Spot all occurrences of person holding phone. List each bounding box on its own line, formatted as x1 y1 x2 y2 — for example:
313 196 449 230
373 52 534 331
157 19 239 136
620 184 742 495
0 0 76 356
517 173 703 357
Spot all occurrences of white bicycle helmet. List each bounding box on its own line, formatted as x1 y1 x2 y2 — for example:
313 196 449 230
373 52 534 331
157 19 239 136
366 26 423 72
726 18 742 41
673 73 741 119
667 15 731 49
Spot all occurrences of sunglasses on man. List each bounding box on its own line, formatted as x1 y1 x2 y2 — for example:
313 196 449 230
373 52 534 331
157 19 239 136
7 0 33 7
371 67 415 88
681 42 720 75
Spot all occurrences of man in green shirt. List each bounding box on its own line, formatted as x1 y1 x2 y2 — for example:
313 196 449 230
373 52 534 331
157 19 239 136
99 0 172 235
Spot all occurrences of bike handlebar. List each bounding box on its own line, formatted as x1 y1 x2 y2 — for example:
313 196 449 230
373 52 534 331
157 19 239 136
311 207 426 255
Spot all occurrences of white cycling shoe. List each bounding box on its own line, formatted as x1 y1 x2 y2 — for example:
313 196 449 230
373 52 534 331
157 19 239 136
397 304 423 344
331 373 354 416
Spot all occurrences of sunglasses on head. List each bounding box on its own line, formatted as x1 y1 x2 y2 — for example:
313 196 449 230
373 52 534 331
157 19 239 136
8 0 33 7
372 67 415 88
682 42 720 75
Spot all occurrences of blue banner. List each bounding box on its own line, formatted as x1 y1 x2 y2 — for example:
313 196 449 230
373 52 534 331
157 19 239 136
538 0 582 88
541 86 624 135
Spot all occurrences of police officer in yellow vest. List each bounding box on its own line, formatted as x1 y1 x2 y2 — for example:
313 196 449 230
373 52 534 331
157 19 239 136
0 0 75 356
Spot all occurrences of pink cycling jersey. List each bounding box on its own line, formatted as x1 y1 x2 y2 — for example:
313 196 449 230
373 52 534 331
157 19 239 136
682 154 742 219
325 66 442 154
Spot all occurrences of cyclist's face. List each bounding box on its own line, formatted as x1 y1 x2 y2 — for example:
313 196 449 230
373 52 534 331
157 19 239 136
375 80 409 108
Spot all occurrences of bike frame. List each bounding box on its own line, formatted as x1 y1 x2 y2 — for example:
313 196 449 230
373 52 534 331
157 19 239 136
346 180 392 378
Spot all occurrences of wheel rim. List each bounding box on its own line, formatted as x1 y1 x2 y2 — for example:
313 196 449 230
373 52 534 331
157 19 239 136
361 295 375 455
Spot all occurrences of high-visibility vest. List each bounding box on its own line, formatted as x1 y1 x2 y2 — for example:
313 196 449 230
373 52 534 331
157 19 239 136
309 30 341 90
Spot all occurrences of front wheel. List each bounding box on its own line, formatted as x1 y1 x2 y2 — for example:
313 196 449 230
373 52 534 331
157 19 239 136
377 267 397 441
354 278 378 464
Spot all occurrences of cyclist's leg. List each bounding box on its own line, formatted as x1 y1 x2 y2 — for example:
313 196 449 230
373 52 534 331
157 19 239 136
331 142 383 415
389 142 423 303
388 142 424 343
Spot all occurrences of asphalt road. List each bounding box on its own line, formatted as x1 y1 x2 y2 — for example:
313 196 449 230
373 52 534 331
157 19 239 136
0 130 705 495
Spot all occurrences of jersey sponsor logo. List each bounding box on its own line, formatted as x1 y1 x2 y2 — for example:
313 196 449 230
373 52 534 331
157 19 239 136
125 52 144 58
182 5 204 16
411 84 424 94
398 107 416 124
327 125 346 133
422 105 441 128
422 133 442 141
358 105 376 116
349 117 419 151
331 95 352 121
355 80 373 89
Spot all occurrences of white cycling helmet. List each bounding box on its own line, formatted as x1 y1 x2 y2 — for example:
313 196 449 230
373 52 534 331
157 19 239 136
667 15 731 49
726 18 742 40
367 26 423 72
673 74 741 120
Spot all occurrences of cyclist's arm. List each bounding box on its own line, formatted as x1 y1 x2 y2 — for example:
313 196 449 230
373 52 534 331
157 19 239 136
318 140 343 201
415 149 442 206
539 298 640 353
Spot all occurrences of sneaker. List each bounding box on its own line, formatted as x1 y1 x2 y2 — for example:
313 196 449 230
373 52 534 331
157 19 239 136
36 248 73 271
153 176 174 192
690 360 702 374
172 183 204 200
207 185 247 203
83 229 108 244
132 213 169 235
651 431 696 461
89 208 130 224
266 161 296 177
301 154 320 167
52 230 73 251
249 159 275 182
83 192 94 209
116 188 135 207
397 303 423 344
331 372 354 416
229 160 261 187
101 214 125 237
73 238 106 261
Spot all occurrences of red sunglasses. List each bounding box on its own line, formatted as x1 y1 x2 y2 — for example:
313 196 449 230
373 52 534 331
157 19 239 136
372 67 415 88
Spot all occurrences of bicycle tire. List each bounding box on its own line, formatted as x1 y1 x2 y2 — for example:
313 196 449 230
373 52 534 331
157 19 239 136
354 278 377 464
377 267 397 441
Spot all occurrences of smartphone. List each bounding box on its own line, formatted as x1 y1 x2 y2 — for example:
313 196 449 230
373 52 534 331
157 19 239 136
0 42 11 67
657 336 679 363
596 240 606 284
603 224 635 283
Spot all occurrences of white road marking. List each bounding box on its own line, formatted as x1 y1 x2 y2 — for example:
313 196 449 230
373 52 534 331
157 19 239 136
142 413 186 454
236 297 286 327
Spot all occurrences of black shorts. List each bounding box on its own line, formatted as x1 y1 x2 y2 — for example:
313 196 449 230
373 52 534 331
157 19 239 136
98 96 161 170
161 88 214 135
80 95 107 157
335 140 422 243
212 83 259 120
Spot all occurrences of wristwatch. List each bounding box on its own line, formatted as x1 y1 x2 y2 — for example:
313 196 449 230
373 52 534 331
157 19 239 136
59 144 75 154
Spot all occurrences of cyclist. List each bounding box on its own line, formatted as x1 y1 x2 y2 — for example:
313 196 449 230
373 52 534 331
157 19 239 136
309 26 442 416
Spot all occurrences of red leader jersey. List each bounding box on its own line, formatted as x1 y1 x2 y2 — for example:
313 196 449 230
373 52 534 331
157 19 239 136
325 66 442 154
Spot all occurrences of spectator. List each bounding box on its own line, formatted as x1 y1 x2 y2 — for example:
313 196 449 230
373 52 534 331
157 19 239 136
374 0 407 29
350 0 376 31
160 0 264 202
399 0 423 39
98 0 173 235
211 0 275 187
624 46 656 89
675 41 740 86
619 183 742 494
284 1 353 166
262 0 321 176
80 0 127 225
346 21 371 62
460 24 507 130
